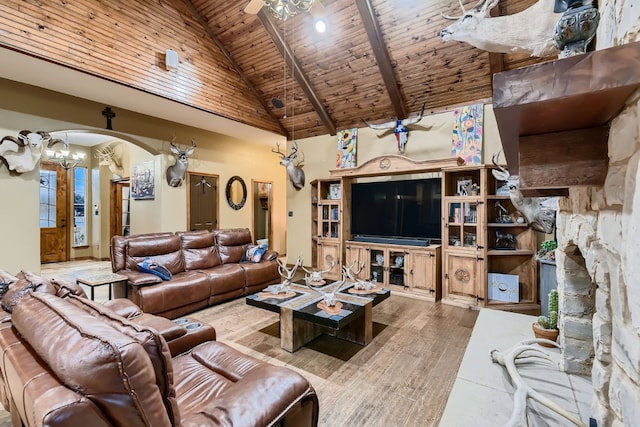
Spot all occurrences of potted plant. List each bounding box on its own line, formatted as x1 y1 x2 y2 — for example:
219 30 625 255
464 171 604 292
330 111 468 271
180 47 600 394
537 239 557 261
532 289 559 347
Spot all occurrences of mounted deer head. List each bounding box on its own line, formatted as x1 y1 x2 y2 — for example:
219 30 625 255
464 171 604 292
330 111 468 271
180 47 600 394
440 0 561 58
166 137 196 187
491 152 556 234
94 144 124 177
362 105 428 153
272 141 305 190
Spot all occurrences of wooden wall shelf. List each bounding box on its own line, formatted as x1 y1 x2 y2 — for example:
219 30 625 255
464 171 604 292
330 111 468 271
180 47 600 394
493 41 640 195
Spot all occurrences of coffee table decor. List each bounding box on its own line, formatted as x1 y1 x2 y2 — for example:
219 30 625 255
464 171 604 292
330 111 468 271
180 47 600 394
260 255 303 298
343 260 378 291
301 256 336 287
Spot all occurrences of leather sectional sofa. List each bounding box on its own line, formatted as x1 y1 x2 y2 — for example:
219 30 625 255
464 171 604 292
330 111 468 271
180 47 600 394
0 273 319 427
110 228 281 319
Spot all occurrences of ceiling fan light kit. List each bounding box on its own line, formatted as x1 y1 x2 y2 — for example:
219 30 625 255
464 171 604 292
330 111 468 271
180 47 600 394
248 0 315 20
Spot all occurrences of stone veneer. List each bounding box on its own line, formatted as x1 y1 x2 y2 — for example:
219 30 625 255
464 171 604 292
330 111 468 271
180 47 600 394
553 2 640 424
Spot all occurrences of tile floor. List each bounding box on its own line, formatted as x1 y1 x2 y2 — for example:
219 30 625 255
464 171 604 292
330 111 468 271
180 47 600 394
440 308 593 426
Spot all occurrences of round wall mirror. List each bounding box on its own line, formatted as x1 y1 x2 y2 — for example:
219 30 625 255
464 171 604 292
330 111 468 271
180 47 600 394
226 176 247 210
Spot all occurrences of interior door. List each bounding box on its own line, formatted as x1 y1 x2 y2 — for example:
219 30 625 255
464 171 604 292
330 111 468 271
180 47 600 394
188 173 218 231
252 180 272 248
110 179 130 237
40 162 69 263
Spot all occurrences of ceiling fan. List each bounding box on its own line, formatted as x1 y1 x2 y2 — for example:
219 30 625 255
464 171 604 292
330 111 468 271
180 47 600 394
244 0 324 21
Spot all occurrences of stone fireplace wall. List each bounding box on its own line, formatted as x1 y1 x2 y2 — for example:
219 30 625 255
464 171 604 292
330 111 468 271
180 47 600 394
554 3 640 424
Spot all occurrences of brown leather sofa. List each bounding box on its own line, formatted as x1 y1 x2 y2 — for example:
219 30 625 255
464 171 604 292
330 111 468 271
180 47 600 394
110 228 280 318
0 290 319 427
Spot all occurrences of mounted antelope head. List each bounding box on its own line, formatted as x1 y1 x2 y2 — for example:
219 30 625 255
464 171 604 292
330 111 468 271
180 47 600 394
166 137 196 187
272 141 305 190
362 105 428 154
491 152 556 234
94 144 124 177
440 0 561 58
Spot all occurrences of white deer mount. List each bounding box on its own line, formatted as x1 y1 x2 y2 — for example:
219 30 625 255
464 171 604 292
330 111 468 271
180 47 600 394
264 255 303 295
343 261 376 291
272 141 305 190
302 258 336 285
440 0 561 58
94 143 125 177
491 152 556 234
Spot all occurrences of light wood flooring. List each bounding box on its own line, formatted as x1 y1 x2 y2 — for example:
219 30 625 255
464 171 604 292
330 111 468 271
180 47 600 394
1 261 479 427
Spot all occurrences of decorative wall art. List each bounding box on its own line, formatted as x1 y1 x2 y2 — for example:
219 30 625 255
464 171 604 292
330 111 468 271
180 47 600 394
132 160 155 200
451 104 484 164
336 128 357 168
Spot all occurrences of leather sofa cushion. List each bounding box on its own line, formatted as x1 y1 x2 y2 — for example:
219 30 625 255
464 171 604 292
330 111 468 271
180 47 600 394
174 341 315 426
179 232 222 270
1 272 57 313
66 295 180 426
127 235 185 275
199 264 245 296
136 271 210 314
214 228 252 264
12 292 173 427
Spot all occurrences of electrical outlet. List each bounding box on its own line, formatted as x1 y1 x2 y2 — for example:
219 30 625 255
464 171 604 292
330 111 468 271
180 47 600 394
288 211 293 217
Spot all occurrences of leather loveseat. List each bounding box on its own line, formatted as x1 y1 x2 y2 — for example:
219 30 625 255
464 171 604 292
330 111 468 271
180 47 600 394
110 228 280 319
0 290 319 427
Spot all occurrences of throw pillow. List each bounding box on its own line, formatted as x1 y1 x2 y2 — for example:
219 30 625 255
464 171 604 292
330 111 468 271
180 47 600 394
137 258 172 281
245 245 266 263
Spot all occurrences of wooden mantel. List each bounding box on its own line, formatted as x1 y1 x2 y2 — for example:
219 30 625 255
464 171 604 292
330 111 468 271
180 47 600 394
330 155 464 178
493 41 640 196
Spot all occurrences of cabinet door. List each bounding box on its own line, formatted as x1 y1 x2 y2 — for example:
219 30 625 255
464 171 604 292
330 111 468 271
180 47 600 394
408 251 436 291
318 241 341 279
345 244 369 281
388 249 407 286
445 253 479 299
369 247 386 285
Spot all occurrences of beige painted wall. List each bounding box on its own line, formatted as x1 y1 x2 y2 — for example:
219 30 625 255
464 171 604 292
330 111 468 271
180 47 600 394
285 105 504 265
0 79 287 273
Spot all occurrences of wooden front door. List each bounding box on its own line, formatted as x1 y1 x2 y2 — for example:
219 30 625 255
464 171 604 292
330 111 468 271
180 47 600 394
40 162 69 263
110 179 130 237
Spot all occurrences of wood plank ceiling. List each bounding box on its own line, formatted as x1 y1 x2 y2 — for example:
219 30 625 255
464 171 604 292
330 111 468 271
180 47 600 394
0 0 550 142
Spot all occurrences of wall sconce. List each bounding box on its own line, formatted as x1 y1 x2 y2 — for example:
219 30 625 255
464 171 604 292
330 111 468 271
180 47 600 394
46 146 86 169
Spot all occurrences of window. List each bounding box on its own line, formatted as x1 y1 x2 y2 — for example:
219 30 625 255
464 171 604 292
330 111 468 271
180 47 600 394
73 167 88 247
39 171 57 228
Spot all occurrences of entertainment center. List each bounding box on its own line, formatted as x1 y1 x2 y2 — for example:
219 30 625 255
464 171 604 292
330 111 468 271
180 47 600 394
311 155 539 313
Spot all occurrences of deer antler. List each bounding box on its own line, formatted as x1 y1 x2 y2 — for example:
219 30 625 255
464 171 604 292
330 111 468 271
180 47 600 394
491 151 511 181
271 142 286 158
276 255 302 285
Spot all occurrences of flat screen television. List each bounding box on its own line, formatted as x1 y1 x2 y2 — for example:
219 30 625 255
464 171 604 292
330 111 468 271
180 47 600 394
350 178 441 244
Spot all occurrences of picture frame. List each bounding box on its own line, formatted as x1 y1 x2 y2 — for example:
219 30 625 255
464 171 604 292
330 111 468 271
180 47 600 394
132 160 155 200
328 183 341 200
456 178 472 196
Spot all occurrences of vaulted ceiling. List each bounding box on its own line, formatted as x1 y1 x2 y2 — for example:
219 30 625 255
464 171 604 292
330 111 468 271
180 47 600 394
0 0 551 142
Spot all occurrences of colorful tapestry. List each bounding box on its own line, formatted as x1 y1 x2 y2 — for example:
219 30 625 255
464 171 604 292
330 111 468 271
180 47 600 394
336 128 357 168
451 104 484 164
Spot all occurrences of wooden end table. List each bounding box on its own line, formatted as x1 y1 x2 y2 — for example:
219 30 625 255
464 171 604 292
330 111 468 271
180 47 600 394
76 272 128 301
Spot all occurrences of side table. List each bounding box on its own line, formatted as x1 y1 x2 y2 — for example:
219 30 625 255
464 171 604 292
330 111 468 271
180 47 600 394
76 272 128 301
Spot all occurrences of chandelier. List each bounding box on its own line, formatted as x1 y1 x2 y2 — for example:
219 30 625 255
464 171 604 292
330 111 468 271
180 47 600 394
264 0 314 20
46 141 85 169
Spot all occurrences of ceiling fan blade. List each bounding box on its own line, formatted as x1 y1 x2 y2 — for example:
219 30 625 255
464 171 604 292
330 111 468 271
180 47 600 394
244 0 263 15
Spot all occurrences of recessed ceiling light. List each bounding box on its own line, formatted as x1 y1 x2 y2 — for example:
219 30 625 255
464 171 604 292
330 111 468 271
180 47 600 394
314 18 326 33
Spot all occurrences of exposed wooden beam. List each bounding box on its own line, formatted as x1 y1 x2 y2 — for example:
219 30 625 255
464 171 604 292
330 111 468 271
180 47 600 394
182 0 287 135
257 9 337 136
355 0 407 119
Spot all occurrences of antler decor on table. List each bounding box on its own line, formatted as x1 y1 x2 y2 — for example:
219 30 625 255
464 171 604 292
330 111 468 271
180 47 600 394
342 261 377 292
263 256 303 297
301 258 336 286
304 275 349 314
490 339 586 427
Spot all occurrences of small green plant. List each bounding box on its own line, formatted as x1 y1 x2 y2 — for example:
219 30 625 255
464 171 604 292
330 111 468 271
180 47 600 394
537 239 558 260
537 289 559 330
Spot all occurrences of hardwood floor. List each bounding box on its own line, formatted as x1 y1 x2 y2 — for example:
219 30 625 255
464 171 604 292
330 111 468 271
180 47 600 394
0 261 478 427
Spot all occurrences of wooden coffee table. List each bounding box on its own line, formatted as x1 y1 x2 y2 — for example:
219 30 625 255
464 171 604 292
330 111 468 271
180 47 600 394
76 272 128 301
246 280 390 352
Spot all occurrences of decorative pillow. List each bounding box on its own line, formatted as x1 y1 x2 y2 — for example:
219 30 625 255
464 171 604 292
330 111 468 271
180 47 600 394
137 258 172 281
245 245 267 263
